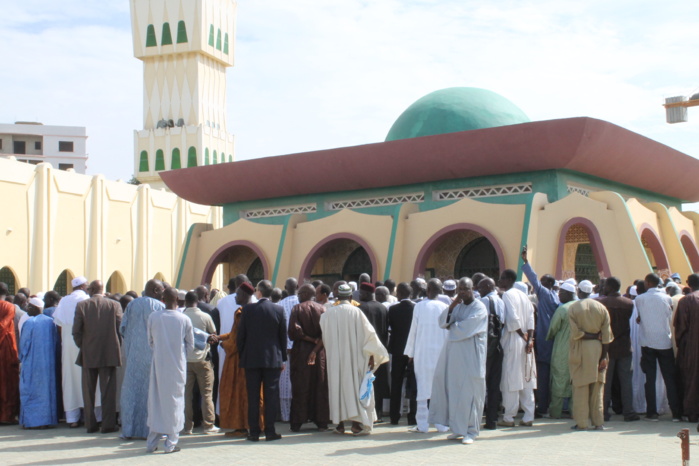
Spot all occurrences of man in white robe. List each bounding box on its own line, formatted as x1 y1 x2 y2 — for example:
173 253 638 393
146 287 194 454
319 284 389 435
52 276 101 426
429 277 488 444
404 278 448 433
215 275 257 412
498 269 537 427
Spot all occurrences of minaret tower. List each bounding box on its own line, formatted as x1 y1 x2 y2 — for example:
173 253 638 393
130 0 236 187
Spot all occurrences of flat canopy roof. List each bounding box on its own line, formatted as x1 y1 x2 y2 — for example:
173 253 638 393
162 117 699 205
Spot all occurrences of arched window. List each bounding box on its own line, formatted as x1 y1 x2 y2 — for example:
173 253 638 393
0 267 18 294
176 20 188 43
213 150 218 164
204 148 210 165
187 147 197 167
155 149 165 171
161 23 173 45
139 150 149 172
171 148 181 169
228 154 233 162
146 24 157 47
216 29 222 51
221 152 225 163
208 25 214 47
224 33 229 54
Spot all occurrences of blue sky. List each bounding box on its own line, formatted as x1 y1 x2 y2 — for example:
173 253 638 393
2 0 698 194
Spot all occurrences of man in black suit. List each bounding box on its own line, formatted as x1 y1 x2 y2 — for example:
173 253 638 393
387 282 417 425
237 280 287 442
358 282 389 422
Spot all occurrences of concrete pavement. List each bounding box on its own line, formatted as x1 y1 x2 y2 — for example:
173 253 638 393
0 414 694 465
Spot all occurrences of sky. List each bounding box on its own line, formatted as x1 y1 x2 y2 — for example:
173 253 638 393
2 0 698 189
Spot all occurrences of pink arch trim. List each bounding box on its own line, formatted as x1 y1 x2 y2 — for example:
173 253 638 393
299 233 378 283
679 231 699 272
639 224 670 271
413 223 506 279
202 240 269 286
555 217 611 280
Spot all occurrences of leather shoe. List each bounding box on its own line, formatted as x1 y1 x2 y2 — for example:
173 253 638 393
101 427 119 434
246 434 259 442
265 433 282 441
86 427 99 434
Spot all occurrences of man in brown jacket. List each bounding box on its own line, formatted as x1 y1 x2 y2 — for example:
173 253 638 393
73 280 123 433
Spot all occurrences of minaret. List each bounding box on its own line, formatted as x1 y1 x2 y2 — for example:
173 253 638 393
130 0 236 188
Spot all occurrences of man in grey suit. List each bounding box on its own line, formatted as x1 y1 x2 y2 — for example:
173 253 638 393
73 280 123 433
237 280 287 442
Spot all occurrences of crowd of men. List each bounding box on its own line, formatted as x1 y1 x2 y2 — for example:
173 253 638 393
2 246 699 452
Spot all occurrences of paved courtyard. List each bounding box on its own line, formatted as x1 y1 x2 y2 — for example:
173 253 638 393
0 415 694 465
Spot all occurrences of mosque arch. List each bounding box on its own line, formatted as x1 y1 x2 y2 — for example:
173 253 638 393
155 149 165 171
555 218 610 282
0 266 19 295
176 20 188 44
299 233 377 284
413 223 504 280
146 24 157 47
153 272 167 283
246 257 264 287
53 269 76 297
171 148 181 169
639 224 670 275
106 271 127 295
679 231 699 272
202 240 269 289
161 23 173 45
139 150 149 172
187 147 197 167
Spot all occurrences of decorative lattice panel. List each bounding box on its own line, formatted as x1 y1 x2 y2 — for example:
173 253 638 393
435 183 532 201
328 193 424 211
244 204 316 219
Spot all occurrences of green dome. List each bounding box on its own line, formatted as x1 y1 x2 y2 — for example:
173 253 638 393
385 87 530 141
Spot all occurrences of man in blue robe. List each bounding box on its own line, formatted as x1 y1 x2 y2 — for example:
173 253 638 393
119 280 164 439
19 298 58 428
521 246 560 417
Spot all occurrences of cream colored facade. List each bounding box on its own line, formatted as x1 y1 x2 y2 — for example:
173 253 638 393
0 157 220 294
131 0 236 187
179 190 699 292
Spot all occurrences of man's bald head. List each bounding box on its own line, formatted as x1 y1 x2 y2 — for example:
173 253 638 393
285 277 298 296
477 277 495 297
426 278 443 300
87 280 104 296
195 285 209 302
144 279 164 300
162 287 179 309
298 284 316 303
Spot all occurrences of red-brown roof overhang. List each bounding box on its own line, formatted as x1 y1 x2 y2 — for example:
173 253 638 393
161 117 699 205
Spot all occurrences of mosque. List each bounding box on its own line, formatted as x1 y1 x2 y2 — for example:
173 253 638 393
2 0 699 295
163 85 699 290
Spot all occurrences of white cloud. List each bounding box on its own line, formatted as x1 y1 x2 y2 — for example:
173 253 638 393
1 0 698 189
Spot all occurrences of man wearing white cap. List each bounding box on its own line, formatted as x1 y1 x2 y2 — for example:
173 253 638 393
568 280 612 430
19 297 59 428
443 280 457 300
53 276 100 427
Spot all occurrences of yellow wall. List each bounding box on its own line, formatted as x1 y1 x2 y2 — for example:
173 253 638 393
0 158 219 294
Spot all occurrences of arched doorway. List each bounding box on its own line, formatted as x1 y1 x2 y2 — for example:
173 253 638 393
202 241 269 289
300 234 377 284
556 219 610 283
414 224 504 280
53 269 75 297
640 226 670 277
0 267 18 295
454 237 500 279
680 232 699 272
106 271 127 295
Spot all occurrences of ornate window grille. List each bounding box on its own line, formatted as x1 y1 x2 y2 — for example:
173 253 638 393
243 204 316 219
327 193 424 211
434 183 532 201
